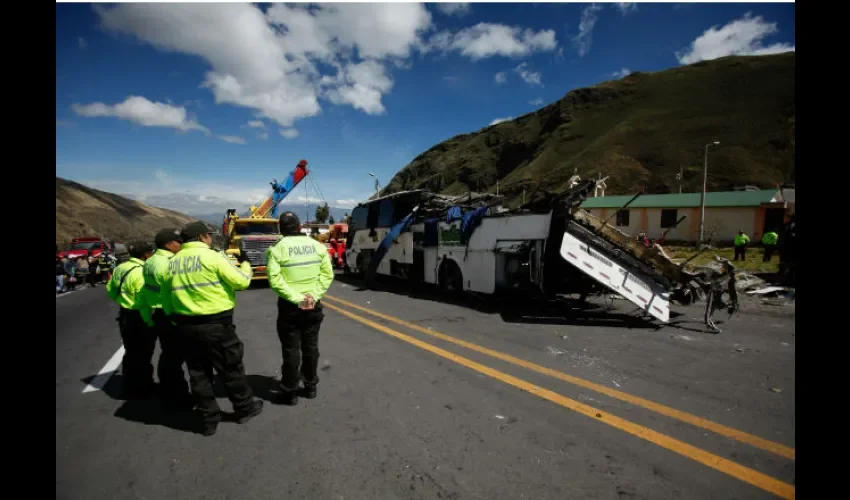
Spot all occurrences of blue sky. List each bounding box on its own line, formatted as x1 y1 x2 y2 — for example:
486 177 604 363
56 1 795 216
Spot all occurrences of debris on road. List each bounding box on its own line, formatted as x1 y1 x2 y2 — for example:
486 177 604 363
770 387 783 393
612 380 621 388
546 346 566 356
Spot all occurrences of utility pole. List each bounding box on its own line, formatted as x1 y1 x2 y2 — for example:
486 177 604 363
698 141 720 247
677 167 684 194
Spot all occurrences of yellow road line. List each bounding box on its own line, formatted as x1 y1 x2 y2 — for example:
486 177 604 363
324 294 795 461
324 302 794 499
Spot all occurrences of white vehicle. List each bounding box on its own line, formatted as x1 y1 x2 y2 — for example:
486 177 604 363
345 189 673 322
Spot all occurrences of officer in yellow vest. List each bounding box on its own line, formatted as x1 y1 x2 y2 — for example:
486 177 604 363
266 212 334 405
163 221 263 436
106 240 156 399
139 228 192 410
761 230 779 262
733 230 750 261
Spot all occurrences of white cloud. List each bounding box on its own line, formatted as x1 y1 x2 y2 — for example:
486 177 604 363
246 120 266 129
514 62 542 86
676 12 795 65
218 135 246 145
494 72 507 84
529 98 544 106
437 3 472 17
279 128 300 139
489 117 513 126
323 60 394 115
295 195 324 205
615 3 638 16
71 96 209 133
334 198 360 209
258 131 269 140
611 67 631 78
69 168 365 216
78 37 87 49
573 4 603 57
94 3 432 128
427 23 558 59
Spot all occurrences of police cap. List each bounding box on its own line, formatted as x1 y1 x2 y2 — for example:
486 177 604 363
128 240 154 258
279 211 301 235
154 228 183 249
181 221 212 241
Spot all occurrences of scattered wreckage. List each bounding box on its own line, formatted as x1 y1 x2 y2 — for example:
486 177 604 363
344 176 786 333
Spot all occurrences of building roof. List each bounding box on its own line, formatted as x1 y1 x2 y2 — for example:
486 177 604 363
579 190 781 209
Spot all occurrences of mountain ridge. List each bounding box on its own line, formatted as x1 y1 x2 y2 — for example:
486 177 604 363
382 53 795 205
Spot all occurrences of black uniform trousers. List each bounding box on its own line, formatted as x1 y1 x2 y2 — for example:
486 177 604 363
174 313 255 425
151 309 191 403
763 244 776 262
277 298 325 392
734 245 747 261
118 308 157 398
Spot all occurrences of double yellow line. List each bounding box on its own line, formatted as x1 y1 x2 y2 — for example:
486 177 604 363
323 294 795 499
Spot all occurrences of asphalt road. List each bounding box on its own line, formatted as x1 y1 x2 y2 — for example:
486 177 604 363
56 274 795 500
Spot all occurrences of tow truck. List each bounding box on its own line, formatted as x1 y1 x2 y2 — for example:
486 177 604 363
221 160 309 280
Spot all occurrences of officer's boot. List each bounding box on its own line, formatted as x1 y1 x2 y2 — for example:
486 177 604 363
278 387 299 406
300 384 317 399
235 399 265 423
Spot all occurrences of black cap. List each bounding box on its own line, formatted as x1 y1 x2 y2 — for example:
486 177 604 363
279 211 301 235
155 228 183 248
128 240 154 258
181 221 211 241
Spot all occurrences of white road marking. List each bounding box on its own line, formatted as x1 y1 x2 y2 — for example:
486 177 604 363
82 346 125 393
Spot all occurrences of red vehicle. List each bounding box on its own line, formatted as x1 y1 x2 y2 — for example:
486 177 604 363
315 223 348 268
57 237 112 260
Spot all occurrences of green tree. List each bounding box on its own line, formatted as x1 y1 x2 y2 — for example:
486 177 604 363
315 202 330 224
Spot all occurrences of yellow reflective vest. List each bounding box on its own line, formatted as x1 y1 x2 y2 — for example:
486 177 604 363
266 235 334 305
106 257 151 324
139 248 174 316
163 241 253 317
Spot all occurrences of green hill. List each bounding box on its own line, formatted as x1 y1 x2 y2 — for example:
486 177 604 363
383 53 795 205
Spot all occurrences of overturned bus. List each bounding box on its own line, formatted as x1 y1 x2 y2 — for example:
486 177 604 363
344 181 703 324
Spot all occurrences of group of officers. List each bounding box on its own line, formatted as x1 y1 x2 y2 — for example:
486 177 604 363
106 212 334 436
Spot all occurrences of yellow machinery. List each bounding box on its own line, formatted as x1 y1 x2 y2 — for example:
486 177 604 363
222 160 309 280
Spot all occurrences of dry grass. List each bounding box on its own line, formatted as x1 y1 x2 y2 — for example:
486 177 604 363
664 245 780 274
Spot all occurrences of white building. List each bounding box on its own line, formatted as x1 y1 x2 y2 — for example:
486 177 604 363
579 188 794 244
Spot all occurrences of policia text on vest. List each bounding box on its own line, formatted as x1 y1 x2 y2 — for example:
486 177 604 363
163 222 264 436
266 219 335 406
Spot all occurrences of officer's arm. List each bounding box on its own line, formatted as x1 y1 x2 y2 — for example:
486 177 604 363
106 269 120 302
216 252 253 291
130 270 153 325
311 245 334 302
267 246 306 305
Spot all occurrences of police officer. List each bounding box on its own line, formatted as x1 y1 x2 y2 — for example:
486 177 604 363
140 228 192 410
106 241 156 399
761 229 779 262
733 230 750 261
266 212 334 406
163 221 263 436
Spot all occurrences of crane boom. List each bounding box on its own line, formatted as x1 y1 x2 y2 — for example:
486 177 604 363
248 159 310 219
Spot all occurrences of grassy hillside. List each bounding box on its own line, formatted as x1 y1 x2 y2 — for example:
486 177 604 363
383 53 795 205
56 177 212 248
